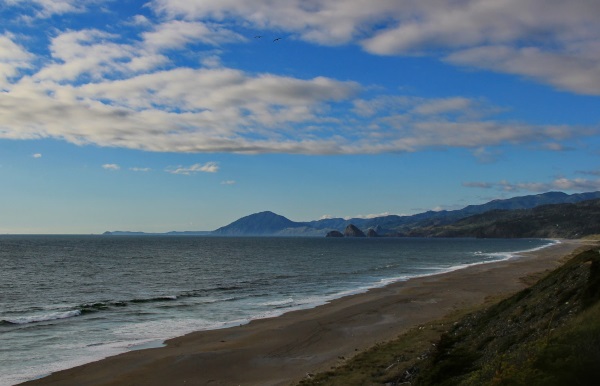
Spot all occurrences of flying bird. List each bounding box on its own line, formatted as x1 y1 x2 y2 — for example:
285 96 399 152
273 37 283 42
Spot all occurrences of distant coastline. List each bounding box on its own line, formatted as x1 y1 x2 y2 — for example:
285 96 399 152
102 231 212 236
103 191 600 239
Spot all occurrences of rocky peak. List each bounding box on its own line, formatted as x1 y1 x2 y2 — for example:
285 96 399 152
367 228 379 237
344 224 366 237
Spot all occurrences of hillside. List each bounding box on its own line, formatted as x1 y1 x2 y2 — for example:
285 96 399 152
299 247 600 385
407 199 600 238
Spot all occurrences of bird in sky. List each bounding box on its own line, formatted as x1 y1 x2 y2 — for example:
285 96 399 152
273 37 283 42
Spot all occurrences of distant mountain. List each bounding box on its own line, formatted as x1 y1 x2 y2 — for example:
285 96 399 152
103 191 600 237
211 211 306 236
209 191 600 237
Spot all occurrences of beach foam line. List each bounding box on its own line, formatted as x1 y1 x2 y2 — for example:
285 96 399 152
244 239 561 323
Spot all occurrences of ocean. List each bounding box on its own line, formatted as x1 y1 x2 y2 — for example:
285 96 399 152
0 236 555 385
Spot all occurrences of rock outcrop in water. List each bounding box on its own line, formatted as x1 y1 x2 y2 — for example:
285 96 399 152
366 228 379 237
326 230 344 238
344 224 365 237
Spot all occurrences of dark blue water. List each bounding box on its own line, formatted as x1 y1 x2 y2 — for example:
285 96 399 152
0 236 555 385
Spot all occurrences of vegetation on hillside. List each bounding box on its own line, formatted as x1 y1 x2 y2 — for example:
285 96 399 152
402 199 600 239
298 247 600 385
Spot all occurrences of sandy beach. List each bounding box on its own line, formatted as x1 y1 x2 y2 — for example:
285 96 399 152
21 240 592 386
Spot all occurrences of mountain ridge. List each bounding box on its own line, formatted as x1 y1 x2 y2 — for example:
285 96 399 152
208 191 600 237
103 191 600 237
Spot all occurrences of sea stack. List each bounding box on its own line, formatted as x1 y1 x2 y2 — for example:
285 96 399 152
366 228 379 237
344 224 366 237
325 230 344 237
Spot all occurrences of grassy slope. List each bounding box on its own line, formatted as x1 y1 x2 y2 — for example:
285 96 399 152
298 247 600 386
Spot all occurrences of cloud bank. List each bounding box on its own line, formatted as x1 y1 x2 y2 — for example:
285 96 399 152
0 1 597 156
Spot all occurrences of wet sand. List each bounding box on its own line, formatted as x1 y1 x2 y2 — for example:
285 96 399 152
22 240 592 386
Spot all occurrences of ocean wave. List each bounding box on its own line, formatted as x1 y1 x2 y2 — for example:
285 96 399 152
79 295 178 310
3 295 184 326
1 310 82 325
130 295 178 304
473 250 513 260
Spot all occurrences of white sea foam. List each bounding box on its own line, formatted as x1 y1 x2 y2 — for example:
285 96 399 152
260 297 295 307
4 309 81 325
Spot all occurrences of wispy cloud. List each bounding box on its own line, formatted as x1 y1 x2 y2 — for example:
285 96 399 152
463 177 600 193
130 167 151 172
463 181 494 189
577 169 600 177
471 147 503 164
32 153 42 158
221 180 236 185
167 162 219 175
102 163 120 171
0 34 34 87
4 0 98 19
344 212 391 220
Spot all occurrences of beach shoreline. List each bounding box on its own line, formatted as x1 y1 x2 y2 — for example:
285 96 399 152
21 239 592 386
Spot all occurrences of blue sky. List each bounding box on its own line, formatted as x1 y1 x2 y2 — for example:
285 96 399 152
0 0 599 233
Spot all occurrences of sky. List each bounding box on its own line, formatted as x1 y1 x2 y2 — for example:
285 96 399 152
0 0 599 234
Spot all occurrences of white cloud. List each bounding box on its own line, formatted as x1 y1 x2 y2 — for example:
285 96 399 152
32 153 42 158
541 142 574 152
4 0 99 19
0 5 596 156
31 20 245 84
149 0 600 94
34 29 133 82
0 34 34 87
142 20 246 51
344 212 391 220
167 162 219 175
130 167 151 172
0 70 593 155
446 44 600 96
412 97 474 116
221 180 235 185
149 0 393 45
102 163 120 170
